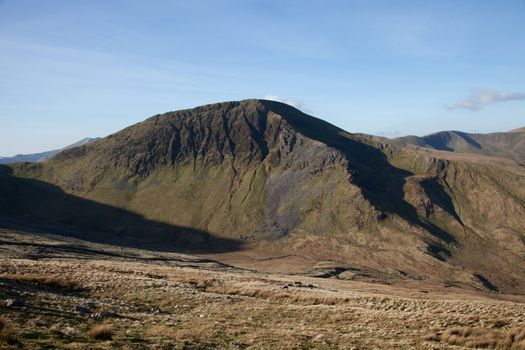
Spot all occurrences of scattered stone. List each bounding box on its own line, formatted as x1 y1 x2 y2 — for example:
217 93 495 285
61 327 77 336
82 301 97 309
74 306 91 314
90 311 114 319
283 281 317 289
6 298 24 307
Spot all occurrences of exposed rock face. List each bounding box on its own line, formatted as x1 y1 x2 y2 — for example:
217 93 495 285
2 99 525 293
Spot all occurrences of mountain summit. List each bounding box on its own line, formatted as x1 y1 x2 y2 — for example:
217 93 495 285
2 99 525 293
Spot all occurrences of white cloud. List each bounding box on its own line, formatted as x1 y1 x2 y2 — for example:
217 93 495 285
263 95 308 112
447 88 525 111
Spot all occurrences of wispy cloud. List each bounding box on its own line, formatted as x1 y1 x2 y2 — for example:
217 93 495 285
263 95 309 112
447 88 525 111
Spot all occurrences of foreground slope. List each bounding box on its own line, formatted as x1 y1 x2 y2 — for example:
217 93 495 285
1 228 524 349
3 99 525 293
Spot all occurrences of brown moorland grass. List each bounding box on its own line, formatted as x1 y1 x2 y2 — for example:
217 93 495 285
0 273 84 291
88 324 113 341
0 316 17 345
206 285 350 305
436 326 525 349
2 231 525 349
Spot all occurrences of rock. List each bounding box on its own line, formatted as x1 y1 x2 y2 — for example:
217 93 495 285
82 301 96 310
74 301 97 313
74 306 91 314
90 311 114 319
6 298 24 307
61 327 77 336
282 283 293 289
337 271 357 280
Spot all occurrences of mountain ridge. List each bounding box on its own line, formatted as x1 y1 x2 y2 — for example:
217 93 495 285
2 99 525 293
391 128 525 165
510 126 525 132
0 137 100 164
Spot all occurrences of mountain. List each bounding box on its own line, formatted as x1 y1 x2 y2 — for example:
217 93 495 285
2 99 524 293
391 129 525 165
0 137 100 164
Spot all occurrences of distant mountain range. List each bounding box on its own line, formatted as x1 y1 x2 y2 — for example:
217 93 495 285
391 128 525 165
0 137 99 164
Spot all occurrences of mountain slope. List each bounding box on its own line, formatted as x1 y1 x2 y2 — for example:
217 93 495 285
0 137 100 164
392 129 525 165
3 100 525 293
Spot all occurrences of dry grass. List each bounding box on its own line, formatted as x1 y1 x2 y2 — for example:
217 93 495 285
0 316 17 345
1 273 84 291
88 324 113 341
2 231 525 349
436 326 525 349
144 325 177 338
206 285 348 305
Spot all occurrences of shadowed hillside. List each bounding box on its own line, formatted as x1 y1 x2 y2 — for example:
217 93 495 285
0 165 241 253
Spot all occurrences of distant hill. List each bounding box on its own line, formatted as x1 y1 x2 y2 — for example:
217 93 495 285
0 137 100 164
391 128 525 165
1 100 525 293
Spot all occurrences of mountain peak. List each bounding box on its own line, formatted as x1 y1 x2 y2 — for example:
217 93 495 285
52 98 348 181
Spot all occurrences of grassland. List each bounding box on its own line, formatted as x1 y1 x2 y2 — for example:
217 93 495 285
1 226 524 349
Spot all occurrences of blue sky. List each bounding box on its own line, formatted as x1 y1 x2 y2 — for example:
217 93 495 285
1 0 524 155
